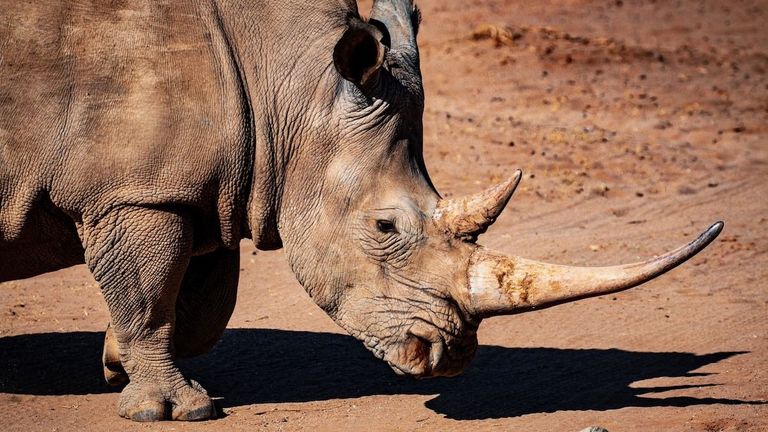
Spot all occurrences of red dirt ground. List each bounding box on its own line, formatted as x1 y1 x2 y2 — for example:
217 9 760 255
1 0 767 430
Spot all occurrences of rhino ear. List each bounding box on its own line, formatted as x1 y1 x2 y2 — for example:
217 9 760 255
333 19 385 87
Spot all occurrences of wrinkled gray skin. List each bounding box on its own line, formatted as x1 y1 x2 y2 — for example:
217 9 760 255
0 0 722 422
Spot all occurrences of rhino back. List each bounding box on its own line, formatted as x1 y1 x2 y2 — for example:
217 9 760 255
0 0 253 272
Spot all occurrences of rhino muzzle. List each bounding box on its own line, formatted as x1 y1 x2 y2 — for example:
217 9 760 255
438 171 723 320
387 318 478 378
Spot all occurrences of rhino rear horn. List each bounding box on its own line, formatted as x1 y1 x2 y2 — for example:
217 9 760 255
434 170 522 239
334 18 386 86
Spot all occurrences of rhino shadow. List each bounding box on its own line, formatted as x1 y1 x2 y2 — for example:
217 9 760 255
0 329 760 419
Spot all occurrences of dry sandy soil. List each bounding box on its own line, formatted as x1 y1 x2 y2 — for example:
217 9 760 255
2 0 767 430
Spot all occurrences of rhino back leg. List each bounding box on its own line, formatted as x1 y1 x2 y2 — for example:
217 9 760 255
102 322 128 386
83 206 215 422
102 247 239 385
175 248 240 357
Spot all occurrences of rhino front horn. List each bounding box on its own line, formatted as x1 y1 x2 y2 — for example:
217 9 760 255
459 221 724 318
434 169 522 239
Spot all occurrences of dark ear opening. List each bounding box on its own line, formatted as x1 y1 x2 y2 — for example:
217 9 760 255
333 19 385 87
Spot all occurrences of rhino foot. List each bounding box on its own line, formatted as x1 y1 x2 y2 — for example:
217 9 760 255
117 380 216 422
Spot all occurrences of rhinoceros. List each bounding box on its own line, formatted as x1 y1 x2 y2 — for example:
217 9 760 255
0 0 722 422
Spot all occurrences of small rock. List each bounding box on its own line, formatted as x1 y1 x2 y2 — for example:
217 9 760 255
591 183 610 197
589 244 601 252
579 427 610 432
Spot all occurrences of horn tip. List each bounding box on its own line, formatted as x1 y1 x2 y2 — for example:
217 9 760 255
510 169 523 183
499 170 523 198
707 220 725 238
504 169 523 189
693 220 725 252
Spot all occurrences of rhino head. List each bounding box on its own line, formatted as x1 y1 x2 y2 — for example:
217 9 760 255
268 0 723 378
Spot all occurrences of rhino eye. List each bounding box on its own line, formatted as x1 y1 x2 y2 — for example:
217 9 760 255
376 219 397 233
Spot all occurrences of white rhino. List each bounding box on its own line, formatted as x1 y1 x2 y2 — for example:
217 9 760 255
0 0 722 421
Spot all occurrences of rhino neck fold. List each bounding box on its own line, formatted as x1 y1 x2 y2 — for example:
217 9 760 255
211 0 356 250
201 0 262 249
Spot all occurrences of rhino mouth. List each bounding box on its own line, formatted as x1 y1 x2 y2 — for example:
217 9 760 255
381 325 477 378
335 293 478 378
384 333 441 378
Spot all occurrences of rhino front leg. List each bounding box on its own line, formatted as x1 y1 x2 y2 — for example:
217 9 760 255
101 248 239 386
84 207 215 421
